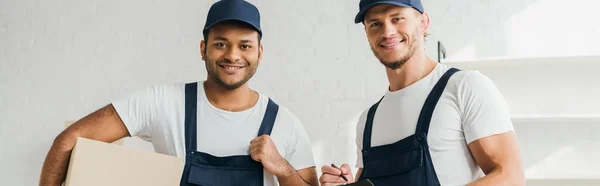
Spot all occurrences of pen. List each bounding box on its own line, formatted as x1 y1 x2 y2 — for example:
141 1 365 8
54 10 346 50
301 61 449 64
330 163 348 182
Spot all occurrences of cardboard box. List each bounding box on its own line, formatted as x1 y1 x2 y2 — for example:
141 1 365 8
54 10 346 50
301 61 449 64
64 137 184 186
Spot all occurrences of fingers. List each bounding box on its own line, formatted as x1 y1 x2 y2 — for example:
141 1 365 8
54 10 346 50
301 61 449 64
249 144 260 155
249 141 262 151
321 165 341 175
249 135 270 162
319 165 348 184
319 173 347 185
250 152 262 162
249 144 263 162
249 137 265 151
250 135 268 146
250 136 262 145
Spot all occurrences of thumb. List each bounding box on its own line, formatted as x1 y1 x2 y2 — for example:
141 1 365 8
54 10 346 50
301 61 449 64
340 164 352 175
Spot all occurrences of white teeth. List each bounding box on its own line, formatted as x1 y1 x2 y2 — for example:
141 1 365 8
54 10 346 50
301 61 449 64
382 42 398 47
224 66 241 70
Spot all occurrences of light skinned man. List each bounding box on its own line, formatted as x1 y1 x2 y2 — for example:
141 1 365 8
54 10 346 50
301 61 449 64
319 0 525 185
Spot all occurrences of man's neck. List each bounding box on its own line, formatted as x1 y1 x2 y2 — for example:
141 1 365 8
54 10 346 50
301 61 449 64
203 80 259 112
385 53 438 92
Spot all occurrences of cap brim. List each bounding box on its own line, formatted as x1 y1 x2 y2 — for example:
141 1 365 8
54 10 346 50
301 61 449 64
354 1 412 23
203 18 262 34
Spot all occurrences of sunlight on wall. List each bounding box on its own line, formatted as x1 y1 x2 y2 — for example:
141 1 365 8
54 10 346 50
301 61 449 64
525 142 600 179
504 0 600 58
445 44 477 61
445 0 600 61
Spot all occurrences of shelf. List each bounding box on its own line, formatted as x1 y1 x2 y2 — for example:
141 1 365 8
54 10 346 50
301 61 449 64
510 116 600 125
526 179 600 186
444 55 600 65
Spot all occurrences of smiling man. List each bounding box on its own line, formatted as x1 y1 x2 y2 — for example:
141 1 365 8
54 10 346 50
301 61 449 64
39 1 318 186
319 0 525 186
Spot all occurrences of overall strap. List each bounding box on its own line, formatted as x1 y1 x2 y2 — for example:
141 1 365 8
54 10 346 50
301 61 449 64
363 96 384 149
414 68 460 136
257 98 279 136
184 82 198 153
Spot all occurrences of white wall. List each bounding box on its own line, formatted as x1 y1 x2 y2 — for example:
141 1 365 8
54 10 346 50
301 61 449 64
1 0 599 185
1 1 214 185
424 0 600 61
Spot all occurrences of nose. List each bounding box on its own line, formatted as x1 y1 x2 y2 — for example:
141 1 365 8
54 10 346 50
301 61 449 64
382 22 397 38
224 47 241 63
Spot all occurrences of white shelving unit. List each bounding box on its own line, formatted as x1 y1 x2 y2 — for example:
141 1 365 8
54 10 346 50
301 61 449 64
510 116 600 125
446 56 600 185
526 179 600 186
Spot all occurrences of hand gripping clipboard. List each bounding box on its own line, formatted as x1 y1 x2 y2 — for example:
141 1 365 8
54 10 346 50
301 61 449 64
341 179 375 186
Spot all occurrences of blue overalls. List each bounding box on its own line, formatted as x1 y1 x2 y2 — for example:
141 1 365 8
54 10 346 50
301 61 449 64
180 82 279 186
358 68 460 186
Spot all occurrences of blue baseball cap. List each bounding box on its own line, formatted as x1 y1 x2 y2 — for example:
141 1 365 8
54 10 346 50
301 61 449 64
354 0 424 24
203 0 262 35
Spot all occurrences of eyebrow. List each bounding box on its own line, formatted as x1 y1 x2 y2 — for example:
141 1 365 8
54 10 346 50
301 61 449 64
240 39 253 44
389 12 402 17
365 17 380 24
213 36 228 41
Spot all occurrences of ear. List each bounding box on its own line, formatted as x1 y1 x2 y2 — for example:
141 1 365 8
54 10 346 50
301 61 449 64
200 40 207 61
258 43 264 65
420 12 431 37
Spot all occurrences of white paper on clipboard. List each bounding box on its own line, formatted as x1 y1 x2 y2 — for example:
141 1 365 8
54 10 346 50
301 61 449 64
343 179 375 186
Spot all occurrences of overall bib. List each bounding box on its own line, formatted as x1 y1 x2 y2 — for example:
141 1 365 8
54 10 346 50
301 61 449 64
180 82 279 186
358 68 460 186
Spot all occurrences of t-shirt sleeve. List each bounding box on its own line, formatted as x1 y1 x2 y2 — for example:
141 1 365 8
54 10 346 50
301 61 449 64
458 71 515 144
284 113 316 170
355 110 368 168
111 85 163 141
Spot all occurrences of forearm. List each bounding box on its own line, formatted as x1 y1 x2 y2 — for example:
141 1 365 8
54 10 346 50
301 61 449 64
40 104 129 186
39 134 78 186
276 163 314 186
467 168 524 186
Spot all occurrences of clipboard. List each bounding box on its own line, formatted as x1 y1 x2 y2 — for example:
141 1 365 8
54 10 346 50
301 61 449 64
343 179 374 186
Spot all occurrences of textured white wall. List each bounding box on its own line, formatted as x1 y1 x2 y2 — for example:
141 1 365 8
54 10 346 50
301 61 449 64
1 0 599 185
1 1 213 185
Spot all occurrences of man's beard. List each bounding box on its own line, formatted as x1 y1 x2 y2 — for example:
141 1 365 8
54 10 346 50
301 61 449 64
205 56 258 90
371 31 420 70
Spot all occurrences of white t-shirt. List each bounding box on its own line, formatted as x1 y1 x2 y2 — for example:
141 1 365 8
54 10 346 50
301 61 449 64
112 82 316 186
355 63 514 186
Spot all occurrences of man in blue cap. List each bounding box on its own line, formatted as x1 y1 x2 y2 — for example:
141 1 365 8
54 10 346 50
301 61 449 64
320 0 525 185
39 1 318 185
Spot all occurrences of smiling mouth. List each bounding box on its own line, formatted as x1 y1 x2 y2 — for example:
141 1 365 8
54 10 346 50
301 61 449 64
219 64 245 74
380 39 406 49
219 65 243 69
